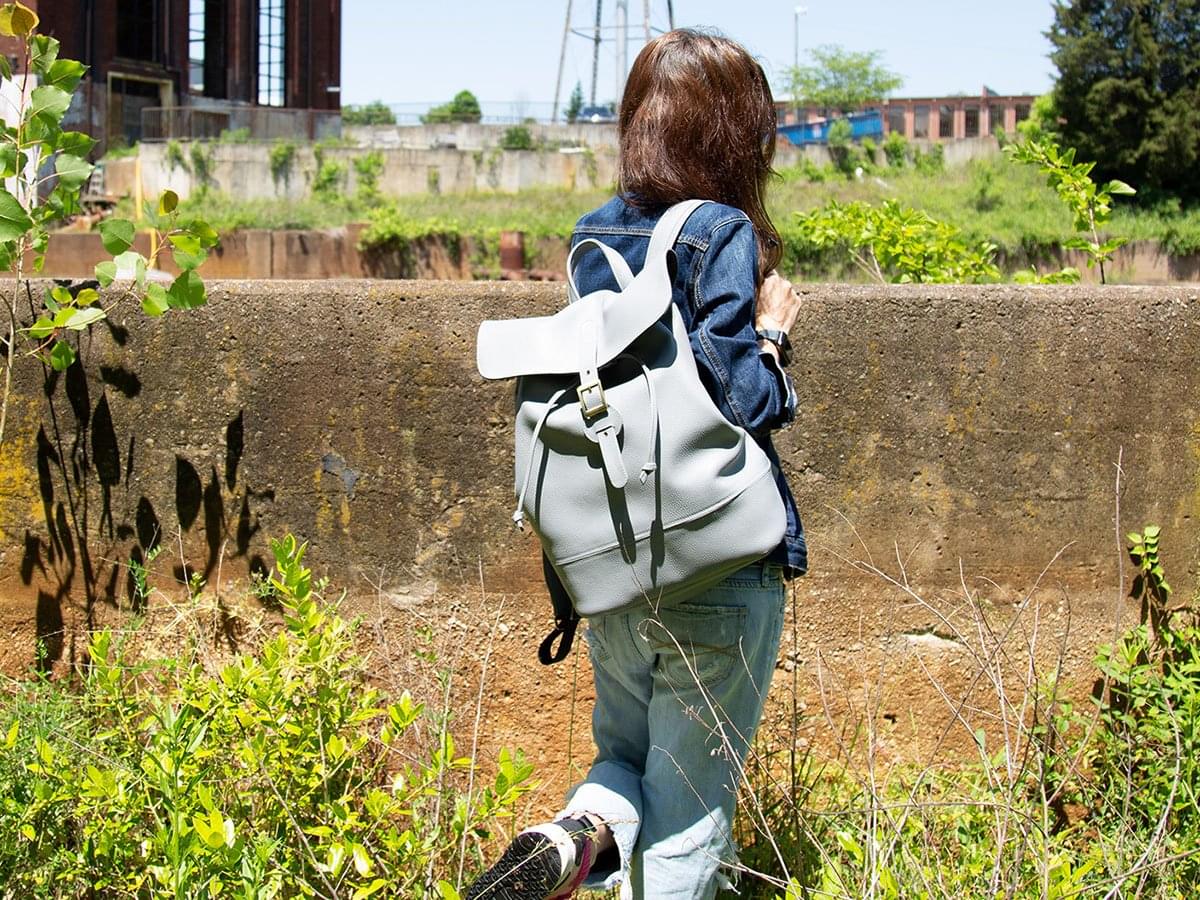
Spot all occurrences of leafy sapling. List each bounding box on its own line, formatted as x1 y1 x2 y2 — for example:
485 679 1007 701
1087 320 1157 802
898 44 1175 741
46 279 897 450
1005 137 1136 284
0 1 219 444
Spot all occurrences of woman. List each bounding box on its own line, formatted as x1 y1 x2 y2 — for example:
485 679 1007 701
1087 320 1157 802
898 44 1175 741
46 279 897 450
467 28 806 900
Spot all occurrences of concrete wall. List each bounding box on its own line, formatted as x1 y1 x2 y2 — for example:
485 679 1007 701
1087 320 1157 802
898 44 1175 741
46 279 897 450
345 122 621 151
1 282 1197 778
103 142 619 202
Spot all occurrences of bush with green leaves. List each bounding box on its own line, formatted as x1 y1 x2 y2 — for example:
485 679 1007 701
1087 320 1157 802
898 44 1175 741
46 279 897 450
269 138 297 190
882 131 908 168
0 1 217 445
499 126 534 151
421 90 482 125
342 100 397 127
353 150 386 206
791 198 1000 283
0 534 534 897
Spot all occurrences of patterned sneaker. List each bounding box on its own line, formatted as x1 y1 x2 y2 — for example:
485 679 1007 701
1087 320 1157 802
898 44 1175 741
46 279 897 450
464 818 596 900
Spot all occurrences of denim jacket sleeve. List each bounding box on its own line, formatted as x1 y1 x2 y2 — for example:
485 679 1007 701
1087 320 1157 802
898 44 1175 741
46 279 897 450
691 215 797 436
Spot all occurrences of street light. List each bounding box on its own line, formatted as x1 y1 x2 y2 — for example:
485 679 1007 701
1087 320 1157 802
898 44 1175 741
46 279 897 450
794 5 807 71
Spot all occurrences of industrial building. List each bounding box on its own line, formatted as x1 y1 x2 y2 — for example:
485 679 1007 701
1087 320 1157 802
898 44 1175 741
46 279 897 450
10 0 341 152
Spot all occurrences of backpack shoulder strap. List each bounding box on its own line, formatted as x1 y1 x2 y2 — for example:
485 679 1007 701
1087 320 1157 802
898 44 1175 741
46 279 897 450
644 199 709 268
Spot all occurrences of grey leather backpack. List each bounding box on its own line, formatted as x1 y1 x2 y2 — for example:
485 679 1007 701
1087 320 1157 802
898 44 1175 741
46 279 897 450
477 199 785 623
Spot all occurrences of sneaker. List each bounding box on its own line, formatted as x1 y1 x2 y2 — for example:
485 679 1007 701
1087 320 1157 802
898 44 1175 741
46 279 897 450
464 818 596 900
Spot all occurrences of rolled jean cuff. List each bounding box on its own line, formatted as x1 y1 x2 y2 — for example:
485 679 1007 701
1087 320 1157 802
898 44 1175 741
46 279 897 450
558 760 642 893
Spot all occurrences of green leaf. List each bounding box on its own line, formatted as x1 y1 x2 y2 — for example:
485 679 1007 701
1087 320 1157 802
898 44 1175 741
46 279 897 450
25 316 52 339
43 58 85 95
27 85 71 126
167 269 207 310
158 189 178 215
49 285 71 307
141 283 169 317
172 247 206 271
62 307 104 330
0 144 14 179
75 287 98 307
0 54 10 81
190 220 220 249
99 218 135 255
94 260 116 287
355 880 391 900
1127 532 1143 545
1143 525 1161 539
59 131 96 158
434 881 461 900
0 188 32 242
0 1 39 37
1107 179 1136 196
29 34 58 75
168 233 201 255
3 719 16 749
48 339 75 371
54 152 93 190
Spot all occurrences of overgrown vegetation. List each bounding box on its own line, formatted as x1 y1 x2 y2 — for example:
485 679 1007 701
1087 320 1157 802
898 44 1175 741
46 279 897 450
342 100 397 126
421 90 482 125
0 535 533 897
722 525 1200 898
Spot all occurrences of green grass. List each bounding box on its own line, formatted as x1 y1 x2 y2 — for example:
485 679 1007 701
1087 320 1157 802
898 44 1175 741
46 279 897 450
129 158 1200 278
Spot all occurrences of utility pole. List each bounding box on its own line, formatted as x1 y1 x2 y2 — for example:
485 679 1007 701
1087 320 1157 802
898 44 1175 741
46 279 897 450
643 0 650 42
615 0 627 102
590 0 602 105
552 0 573 122
667 0 674 28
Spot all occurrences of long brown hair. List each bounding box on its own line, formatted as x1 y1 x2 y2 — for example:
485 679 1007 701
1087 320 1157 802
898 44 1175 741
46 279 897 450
618 28 781 277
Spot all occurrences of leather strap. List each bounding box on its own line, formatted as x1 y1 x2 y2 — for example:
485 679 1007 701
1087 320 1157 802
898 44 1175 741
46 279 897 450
567 238 634 304
538 616 579 665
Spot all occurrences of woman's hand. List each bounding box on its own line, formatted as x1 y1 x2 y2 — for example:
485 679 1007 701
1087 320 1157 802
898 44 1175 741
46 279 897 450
756 271 801 334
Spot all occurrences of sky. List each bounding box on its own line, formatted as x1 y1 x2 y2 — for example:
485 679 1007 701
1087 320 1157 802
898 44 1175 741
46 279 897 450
340 1 1058 119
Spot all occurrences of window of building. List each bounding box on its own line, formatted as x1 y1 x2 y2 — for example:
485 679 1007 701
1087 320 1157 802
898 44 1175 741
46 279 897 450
989 103 1006 135
118 0 161 62
886 105 905 136
913 104 929 139
964 105 979 138
189 0 205 94
258 0 286 107
1015 103 1031 125
939 104 954 139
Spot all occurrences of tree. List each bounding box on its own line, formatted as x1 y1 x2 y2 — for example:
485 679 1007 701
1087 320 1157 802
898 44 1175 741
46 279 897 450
342 100 396 126
565 80 584 124
421 90 482 124
1048 0 1200 202
786 45 902 116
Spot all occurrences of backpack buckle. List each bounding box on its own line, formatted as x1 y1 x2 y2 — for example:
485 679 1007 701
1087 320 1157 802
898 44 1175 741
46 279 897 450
577 380 608 418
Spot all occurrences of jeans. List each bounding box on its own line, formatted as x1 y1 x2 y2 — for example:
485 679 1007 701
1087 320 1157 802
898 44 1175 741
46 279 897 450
559 562 787 900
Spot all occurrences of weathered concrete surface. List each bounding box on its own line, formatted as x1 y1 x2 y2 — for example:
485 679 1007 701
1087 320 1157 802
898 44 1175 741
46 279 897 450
104 143 619 203
1 281 1197 793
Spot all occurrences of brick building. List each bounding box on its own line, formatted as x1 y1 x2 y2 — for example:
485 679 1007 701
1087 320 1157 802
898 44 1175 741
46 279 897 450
9 0 341 151
779 88 1038 142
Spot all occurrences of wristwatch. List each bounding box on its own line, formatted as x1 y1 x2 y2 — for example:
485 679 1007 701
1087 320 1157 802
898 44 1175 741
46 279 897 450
755 328 792 367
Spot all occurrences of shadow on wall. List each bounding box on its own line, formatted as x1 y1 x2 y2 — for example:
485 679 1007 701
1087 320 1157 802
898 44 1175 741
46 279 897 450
18 313 274 672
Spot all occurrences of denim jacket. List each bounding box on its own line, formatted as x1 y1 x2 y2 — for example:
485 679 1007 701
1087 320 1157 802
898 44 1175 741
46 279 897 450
570 195 807 575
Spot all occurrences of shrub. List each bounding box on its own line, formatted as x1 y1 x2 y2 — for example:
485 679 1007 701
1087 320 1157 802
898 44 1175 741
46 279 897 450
268 139 297 190
500 126 535 151
422 90 482 125
882 131 908 168
354 150 387 206
0 535 534 897
792 198 1000 283
343 100 397 126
